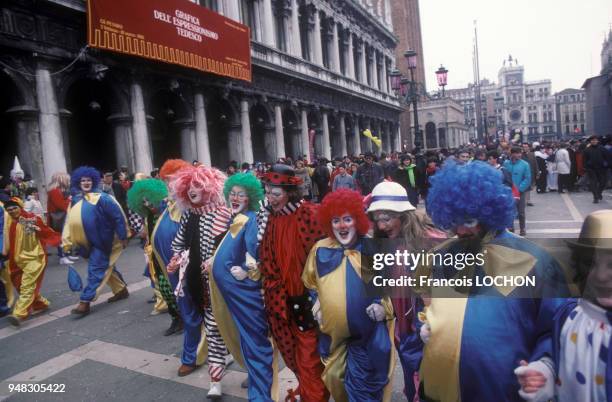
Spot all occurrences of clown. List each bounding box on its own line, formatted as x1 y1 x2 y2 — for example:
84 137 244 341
258 164 328 402
302 189 395 402
167 164 232 399
127 178 183 336
62 166 129 316
2 198 60 326
517 210 612 402
414 161 571 402
209 172 277 401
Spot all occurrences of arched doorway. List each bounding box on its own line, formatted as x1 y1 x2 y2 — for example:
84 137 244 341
425 122 437 149
250 103 272 163
308 111 321 159
207 98 234 169
148 90 190 168
64 78 117 171
0 72 23 175
282 108 299 159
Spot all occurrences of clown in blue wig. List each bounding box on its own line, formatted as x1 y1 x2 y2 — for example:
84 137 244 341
208 172 277 400
63 166 129 316
413 161 571 402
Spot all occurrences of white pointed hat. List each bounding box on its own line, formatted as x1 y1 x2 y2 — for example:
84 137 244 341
10 156 24 180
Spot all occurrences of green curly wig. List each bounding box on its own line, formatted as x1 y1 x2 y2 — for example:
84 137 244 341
223 173 264 211
127 178 168 217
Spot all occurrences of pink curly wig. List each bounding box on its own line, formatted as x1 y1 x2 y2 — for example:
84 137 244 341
169 165 227 210
318 189 369 239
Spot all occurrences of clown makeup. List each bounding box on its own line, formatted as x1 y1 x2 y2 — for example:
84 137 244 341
372 211 401 239
229 185 249 214
332 213 357 247
188 183 203 205
265 185 288 212
586 250 612 308
80 177 93 192
455 218 481 238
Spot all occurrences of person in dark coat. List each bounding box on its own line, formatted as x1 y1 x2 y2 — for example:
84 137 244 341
392 154 421 207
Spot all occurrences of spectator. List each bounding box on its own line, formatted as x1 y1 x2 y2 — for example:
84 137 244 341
534 145 548 193
392 154 420 207
313 158 331 201
455 148 471 165
522 142 537 206
355 152 384 195
294 159 313 200
332 164 355 191
503 146 531 236
24 187 44 220
583 135 610 203
556 143 572 193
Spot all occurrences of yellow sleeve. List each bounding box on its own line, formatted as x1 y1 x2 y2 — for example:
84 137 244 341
301 241 320 292
61 203 73 252
2 211 9 256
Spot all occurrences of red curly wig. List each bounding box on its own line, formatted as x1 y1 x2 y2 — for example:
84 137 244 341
318 189 369 239
160 159 190 181
169 165 227 210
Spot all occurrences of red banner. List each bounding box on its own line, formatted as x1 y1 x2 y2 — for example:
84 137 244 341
87 0 251 82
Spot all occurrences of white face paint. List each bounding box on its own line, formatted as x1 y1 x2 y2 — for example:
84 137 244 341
265 185 288 212
332 213 357 247
80 177 93 192
228 186 249 214
188 184 203 205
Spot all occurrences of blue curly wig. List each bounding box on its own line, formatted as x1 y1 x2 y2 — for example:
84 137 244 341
223 172 264 211
70 166 101 194
426 160 515 231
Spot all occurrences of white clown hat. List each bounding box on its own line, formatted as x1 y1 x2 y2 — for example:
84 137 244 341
367 181 415 213
10 156 24 180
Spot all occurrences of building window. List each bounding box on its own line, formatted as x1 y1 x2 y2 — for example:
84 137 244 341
299 4 311 61
565 125 569 133
580 112 584 121
581 124 585 132
274 2 287 52
241 0 258 40
565 115 569 123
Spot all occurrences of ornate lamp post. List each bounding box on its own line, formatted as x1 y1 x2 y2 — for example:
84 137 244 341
389 50 423 149
435 65 448 97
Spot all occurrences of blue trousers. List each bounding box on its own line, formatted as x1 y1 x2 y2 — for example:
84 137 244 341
178 286 203 366
0 276 10 315
81 246 126 302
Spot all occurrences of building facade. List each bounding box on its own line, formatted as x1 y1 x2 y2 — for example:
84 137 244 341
416 97 468 150
0 0 402 194
582 29 612 136
554 88 587 137
446 56 559 143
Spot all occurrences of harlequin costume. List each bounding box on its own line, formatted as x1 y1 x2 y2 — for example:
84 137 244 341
414 161 571 402
2 198 60 326
209 173 278 401
127 178 182 335
168 164 232 398
549 210 612 402
302 189 395 402
257 164 328 402
62 167 129 316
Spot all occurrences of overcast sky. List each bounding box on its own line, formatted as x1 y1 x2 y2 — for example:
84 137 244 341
419 0 612 93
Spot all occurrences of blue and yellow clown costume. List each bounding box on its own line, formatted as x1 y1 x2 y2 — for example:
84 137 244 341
414 161 572 402
0 202 14 317
127 179 182 335
209 173 278 401
62 167 129 306
302 189 395 402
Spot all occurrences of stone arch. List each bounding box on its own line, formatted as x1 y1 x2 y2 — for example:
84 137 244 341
250 102 274 163
425 121 437 149
207 96 236 169
307 109 323 158
282 107 300 159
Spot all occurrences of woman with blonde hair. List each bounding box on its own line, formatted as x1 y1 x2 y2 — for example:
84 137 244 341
47 172 74 264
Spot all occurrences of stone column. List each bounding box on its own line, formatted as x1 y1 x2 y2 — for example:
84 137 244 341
331 21 341 73
129 81 153 173
228 124 242 163
290 0 302 57
274 104 286 159
382 56 389 93
360 41 368 85
35 66 67 183
321 111 332 160
194 91 211 166
338 114 348 157
262 0 275 46
240 99 254 163
347 32 356 79
353 118 362 155
301 108 310 161
396 124 402 152
175 119 197 162
372 50 379 90
107 114 134 172
313 7 323 65
384 0 392 26
224 0 241 21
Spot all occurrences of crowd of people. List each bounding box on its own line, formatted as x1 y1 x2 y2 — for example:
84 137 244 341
0 133 610 401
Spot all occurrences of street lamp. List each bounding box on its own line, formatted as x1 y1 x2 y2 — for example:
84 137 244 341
435 65 448 97
390 50 422 149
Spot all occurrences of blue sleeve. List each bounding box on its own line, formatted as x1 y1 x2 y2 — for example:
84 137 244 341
244 213 259 261
519 162 532 192
100 194 127 240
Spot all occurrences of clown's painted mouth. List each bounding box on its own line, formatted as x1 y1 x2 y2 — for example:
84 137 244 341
231 202 241 210
337 230 350 240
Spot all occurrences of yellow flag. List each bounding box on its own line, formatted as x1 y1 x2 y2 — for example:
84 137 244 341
362 129 382 149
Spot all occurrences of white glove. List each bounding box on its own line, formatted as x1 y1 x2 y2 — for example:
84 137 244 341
230 265 248 281
311 298 322 325
366 303 386 322
420 322 431 344
514 358 555 402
